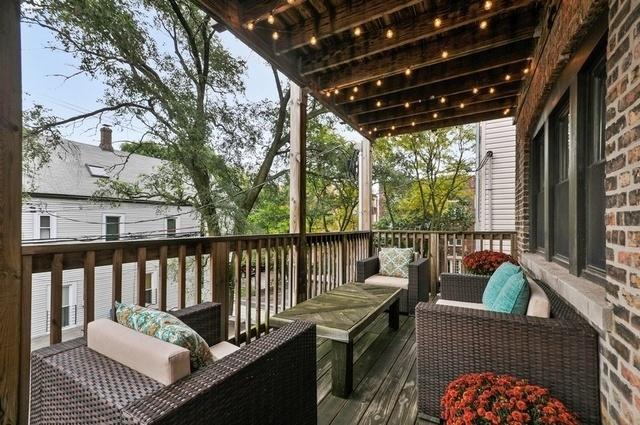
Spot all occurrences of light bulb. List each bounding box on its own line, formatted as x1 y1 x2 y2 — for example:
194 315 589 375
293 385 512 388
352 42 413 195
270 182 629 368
376 100 382 107
489 87 495 94
376 80 382 87
354 27 362 37
353 86 359 93
441 50 449 58
246 21 255 30
472 87 479 94
440 97 446 104
405 68 412 76
433 112 438 118
460 103 465 109
484 1 493 10
267 14 275 24
310 36 317 45
386 29 394 39
480 20 488 29
272 31 279 40
434 18 442 28
405 102 410 108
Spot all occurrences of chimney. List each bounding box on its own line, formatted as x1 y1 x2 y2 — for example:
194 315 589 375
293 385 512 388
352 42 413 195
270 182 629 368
99 125 113 151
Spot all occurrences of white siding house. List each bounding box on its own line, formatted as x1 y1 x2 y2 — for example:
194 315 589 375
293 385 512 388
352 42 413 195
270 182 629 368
475 118 516 251
24 128 202 348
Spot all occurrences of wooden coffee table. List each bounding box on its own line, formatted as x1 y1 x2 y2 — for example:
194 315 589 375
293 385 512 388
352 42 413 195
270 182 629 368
269 283 401 398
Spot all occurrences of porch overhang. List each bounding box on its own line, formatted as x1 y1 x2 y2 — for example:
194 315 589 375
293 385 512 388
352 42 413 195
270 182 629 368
195 0 543 139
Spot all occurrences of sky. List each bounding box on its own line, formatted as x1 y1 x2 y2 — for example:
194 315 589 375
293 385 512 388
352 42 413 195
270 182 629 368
20 19 359 147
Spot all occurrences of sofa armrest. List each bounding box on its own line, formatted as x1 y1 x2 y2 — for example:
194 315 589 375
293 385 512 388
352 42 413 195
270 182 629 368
171 302 221 346
124 321 317 425
357 256 379 282
407 257 429 313
415 302 599 424
439 273 489 303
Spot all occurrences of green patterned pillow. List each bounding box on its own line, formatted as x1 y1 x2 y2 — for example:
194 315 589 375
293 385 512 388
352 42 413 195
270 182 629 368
378 247 413 278
115 302 213 371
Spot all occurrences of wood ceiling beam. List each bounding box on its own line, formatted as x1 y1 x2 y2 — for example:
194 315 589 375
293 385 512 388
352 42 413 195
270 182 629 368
374 109 515 138
344 64 525 116
301 0 536 75
333 43 531 104
356 83 521 126
276 0 425 54
240 0 305 24
370 97 517 133
314 14 538 88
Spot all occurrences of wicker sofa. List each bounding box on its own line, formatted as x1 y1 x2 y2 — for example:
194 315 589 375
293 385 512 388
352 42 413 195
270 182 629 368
356 254 429 314
415 273 600 424
30 303 317 425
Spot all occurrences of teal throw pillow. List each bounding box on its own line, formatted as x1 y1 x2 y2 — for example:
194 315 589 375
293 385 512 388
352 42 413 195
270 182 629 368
378 247 414 278
489 272 530 315
482 262 521 307
115 302 213 371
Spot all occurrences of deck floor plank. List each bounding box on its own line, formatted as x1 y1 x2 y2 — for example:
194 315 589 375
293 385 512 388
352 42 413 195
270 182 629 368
316 315 418 425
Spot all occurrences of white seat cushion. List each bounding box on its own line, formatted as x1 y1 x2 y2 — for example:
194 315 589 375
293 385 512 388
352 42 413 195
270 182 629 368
87 319 191 386
364 274 409 290
209 341 240 361
436 299 486 311
526 280 551 318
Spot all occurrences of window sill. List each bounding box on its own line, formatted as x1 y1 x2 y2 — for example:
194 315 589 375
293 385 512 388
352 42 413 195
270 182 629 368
520 253 612 333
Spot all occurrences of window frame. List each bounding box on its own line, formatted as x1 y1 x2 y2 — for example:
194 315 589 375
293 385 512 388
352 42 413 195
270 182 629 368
33 213 57 240
166 217 177 237
103 214 125 241
46 281 78 331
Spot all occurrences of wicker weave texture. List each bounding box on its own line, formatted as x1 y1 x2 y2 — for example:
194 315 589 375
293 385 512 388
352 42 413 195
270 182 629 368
30 303 317 425
416 274 600 424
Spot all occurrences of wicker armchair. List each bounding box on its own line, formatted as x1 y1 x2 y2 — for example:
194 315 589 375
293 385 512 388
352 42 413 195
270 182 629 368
356 255 429 314
415 273 600 424
30 303 317 425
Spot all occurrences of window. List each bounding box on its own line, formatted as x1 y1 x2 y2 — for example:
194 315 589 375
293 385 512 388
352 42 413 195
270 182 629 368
86 164 109 178
145 273 155 305
61 285 71 327
39 215 52 239
105 216 121 241
531 131 545 252
583 46 607 274
448 260 461 274
551 97 570 261
166 218 177 237
448 238 463 247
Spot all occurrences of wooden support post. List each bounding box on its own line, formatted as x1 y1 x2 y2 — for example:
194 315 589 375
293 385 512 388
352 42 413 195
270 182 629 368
1 1 23 421
290 82 308 303
211 242 229 340
358 137 372 231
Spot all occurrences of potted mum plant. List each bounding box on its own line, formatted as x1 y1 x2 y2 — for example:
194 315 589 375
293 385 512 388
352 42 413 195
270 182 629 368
462 250 518 275
441 372 578 425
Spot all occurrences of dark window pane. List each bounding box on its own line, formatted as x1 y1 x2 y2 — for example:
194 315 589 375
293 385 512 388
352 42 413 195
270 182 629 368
167 218 176 236
531 131 545 251
40 228 51 240
552 98 570 260
40 215 50 228
105 216 121 241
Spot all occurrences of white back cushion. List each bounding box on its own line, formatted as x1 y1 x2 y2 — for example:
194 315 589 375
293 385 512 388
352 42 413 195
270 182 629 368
526 280 551 318
88 319 191 386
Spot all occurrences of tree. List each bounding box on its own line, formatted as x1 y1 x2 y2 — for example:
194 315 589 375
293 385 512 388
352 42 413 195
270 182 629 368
373 125 475 231
22 0 327 235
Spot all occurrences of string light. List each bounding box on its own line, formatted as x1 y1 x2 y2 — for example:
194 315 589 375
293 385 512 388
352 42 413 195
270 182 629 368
405 68 412 76
434 18 442 28
484 1 493 10
479 20 488 30
460 102 465 109
523 67 530 74
388 133 392 137
503 108 511 115
412 121 416 126
373 127 378 132
376 100 382 107
472 87 479 94
310 36 317 45
376 80 383 87
405 102 410 108
433 112 439 118
441 50 449 58
349 95 355 101
353 86 359 93
354 27 362 37
439 97 446 104
368 130 372 135
272 31 279 40
267 14 275 24
334 88 340 95
386 29 394 39
391 125 396 130
246 21 255 30
325 91 331 97
489 87 495 94
505 74 511 81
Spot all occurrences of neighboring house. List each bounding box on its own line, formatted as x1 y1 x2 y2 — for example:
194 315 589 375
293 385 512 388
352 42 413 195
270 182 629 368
23 126 201 348
474 117 516 253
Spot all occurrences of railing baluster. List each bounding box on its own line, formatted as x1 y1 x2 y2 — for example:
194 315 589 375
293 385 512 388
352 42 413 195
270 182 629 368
280 238 286 309
159 246 167 311
256 239 262 338
112 249 123 308
50 253 63 345
178 245 187 308
499 234 504 253
289 237 294 307
429 235 438 300
265 239 271 333
245 240 252 344
137 247 147 306
274 238 279 313
83 250 95 331
234 240 242 343
20 255 33 422
195 243 203 304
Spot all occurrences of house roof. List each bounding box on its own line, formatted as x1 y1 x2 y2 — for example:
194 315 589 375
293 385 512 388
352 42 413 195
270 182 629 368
25 139 166 200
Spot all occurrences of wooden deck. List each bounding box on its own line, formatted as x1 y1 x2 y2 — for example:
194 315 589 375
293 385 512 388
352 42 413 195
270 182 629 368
316 313 430 425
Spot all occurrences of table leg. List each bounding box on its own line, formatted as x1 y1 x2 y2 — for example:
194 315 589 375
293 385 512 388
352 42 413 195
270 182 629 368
331 340 353 398
389 298 399 330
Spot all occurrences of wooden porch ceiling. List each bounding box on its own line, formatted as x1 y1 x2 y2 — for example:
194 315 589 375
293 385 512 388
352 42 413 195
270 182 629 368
196 0 542 140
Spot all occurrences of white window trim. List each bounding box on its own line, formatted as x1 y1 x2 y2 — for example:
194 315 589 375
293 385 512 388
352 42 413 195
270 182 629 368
144 271 158 305
46 281 78 331
32 213 57 240
165 216 180 237
102 213 126 240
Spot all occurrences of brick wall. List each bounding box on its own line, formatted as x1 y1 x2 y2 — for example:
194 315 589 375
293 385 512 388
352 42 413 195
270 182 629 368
603 0 640 422
515 0 640 423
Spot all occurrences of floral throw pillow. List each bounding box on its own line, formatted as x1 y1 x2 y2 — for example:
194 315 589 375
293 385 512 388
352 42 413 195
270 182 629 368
115 302 213 371
378 247 414 278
